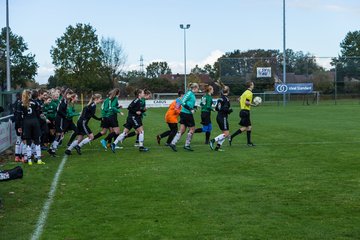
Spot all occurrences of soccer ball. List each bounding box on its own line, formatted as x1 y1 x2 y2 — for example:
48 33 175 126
253 96 262 105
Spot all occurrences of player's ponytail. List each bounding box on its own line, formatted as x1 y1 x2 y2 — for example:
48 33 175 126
88 94 102 106
215 79 230 95
134 89 144 97
109 88 120 99
188 82 199 90
204 84 213 94
22 90 31 109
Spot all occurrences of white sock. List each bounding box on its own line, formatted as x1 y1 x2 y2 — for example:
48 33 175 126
185 132 193 147
138 132 144 147
35 145 41 159
215 134 225 143
79 138 91 148
218 137 226 146
22 142 27 156
171 132 182 145
26 145 32 162
15 136 21 155
68 140 79 150
114 132 126 145
31 143 36 156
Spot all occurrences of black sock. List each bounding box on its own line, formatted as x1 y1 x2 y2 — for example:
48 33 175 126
93 132 103 140
105 132 115 143
247 131 252 144
125 131 136 138
194 128 203 133
113 134 119 141
205 132 210 144
231 129 242 139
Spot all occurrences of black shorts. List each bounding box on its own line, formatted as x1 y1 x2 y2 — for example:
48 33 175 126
77 119 92 136
55 116 66 133
63 119 77 133
179 112 195 128
100 117 110 129
216 114 229 131
123 115 142 130
200 111 211 125
239 110 251 127
108 114 119 128
22 118 41 141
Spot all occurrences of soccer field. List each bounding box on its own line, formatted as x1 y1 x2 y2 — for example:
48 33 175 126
1 103 360 239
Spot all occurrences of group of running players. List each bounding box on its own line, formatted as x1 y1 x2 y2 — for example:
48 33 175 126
12 80 257 165
156 80 257 152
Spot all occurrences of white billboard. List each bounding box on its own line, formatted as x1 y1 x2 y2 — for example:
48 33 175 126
257 67 271 78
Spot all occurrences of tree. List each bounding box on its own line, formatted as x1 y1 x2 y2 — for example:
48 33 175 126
50 23 104 91
100 37 127 88
0 28 38 89
146 61 172 78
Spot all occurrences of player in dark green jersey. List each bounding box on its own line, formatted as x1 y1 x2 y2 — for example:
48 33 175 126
194 85 214 144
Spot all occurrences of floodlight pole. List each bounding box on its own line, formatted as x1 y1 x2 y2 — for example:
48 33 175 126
180 24 190 92
6 0 11 91
282 0 286 106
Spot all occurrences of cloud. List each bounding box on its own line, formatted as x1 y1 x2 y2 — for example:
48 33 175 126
36 63 54 84
289 0 360 14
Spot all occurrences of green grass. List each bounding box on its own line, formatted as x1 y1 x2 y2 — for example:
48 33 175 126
1 102 360 239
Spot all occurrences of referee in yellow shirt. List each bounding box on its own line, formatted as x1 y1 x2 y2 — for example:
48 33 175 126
229 81 256 146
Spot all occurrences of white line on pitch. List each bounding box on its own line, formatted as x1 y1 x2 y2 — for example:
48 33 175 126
30 155 68 240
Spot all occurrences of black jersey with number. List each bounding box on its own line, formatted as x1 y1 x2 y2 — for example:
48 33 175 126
215 94 232 116
127 98 142 117
79 102 101 122
21 99 41 120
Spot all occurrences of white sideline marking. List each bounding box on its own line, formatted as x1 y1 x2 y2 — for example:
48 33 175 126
30 155 68 240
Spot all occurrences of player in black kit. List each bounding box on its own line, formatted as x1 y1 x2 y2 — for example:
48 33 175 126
209 81 233 151
19 90 45 165
65 94 102 155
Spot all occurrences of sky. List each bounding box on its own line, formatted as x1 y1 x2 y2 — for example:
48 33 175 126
1 0 360 84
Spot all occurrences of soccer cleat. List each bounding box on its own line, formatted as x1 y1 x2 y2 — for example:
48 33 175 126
28 160 33 166
37 159 46 165
209 139 215 150
15 156 21 162
215 148 225 152
139 146 149 152
100 139 107 149
183 145 194 151
110 143 116 153
169 144 177 152
65 149 72 155
247 142 256 147
48 149 56 157
156 135 161 145
115 146 123 149
74 145 82 155
228 136 232 146
134 142 140 147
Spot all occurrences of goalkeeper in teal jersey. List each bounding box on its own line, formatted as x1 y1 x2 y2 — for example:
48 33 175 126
194 85 214 144
169 83 199 152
